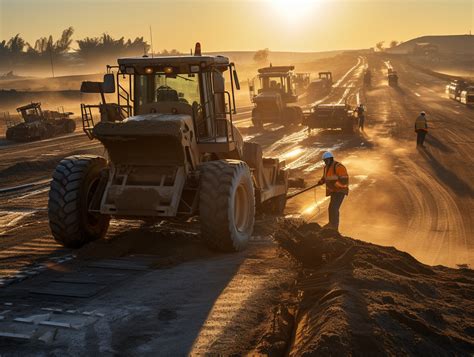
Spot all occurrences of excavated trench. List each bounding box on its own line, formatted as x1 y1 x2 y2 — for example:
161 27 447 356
255 219 474 356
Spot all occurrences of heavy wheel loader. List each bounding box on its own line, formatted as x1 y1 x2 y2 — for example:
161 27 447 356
306 71 333 101
5 102 75 142
48 43 289 252
249 65 303 129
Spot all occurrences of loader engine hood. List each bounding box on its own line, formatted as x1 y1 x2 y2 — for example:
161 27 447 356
93 113 195 166
254 92 282 104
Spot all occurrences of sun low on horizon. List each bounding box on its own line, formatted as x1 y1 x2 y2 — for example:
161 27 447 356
0 0 472 52
270 0 322 24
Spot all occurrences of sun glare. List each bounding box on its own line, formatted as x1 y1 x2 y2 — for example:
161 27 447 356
271 0 318 23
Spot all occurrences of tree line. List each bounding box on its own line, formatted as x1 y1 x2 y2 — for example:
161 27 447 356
0 27 181 73
375 40 402 52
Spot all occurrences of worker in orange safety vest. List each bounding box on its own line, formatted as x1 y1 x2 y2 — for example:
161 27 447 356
316 151 349 231
415 111 428 147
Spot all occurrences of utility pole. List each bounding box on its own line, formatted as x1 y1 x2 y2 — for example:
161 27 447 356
149 25 154 58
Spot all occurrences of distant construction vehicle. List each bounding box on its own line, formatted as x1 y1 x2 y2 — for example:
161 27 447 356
460 86 474 106
48 44 289 252
294 72 311 95
306 72 333 100
303 103 358 134
446 80 469 101
388 71 398 87
5 102 75 142
363 69 372 86
249 64 303 129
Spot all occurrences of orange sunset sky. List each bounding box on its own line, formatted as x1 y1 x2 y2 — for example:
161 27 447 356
0 0 472 52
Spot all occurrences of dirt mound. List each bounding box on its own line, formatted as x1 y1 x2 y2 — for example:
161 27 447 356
274 220 474 355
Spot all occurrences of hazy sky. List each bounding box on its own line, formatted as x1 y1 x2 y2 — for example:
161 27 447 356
0 0 472 52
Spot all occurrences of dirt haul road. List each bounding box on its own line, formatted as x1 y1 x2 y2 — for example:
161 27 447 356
341 54 474 267
0 52 471 353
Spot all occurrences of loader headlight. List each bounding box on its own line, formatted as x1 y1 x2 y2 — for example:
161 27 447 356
164 66 174 74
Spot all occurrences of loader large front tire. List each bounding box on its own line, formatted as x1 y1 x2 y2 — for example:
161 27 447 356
252 108 264 130
48 155 110 248
199 160 255 252
5 128 13 141
64 119 76 134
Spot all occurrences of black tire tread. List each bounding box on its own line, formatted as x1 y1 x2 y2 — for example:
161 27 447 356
199 160 255 252
48 155 108 248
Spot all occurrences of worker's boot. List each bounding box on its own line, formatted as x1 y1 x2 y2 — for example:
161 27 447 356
322 223 339 233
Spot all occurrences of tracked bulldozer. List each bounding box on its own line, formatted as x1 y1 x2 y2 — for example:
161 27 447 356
5 103 75 142
48 43 289 252
249 65 303 129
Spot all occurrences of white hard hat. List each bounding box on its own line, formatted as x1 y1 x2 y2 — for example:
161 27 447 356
420 111 426 115
322 151 334 160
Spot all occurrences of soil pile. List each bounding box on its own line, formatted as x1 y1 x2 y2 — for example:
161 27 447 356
275 220 474 355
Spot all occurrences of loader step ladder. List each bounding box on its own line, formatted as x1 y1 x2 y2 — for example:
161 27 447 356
81 104 95 139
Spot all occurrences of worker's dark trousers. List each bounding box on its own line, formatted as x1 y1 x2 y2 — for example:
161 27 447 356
358 116 365 130
416 130 427 146
328 192 345 230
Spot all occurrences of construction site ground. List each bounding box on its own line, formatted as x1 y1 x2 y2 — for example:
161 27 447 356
0 53 472 355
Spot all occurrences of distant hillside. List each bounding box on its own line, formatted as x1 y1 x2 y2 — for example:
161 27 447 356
205 50 344 65
387 35 474 55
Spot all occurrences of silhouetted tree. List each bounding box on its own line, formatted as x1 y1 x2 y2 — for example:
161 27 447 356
7 34 26 54
77 34 149 62
0 40 8 57
375 41 385 52
389 40 399 48
0 30 150 71
159 49 181 56
55 27 74 54
26 27 74 58
254 48 269 63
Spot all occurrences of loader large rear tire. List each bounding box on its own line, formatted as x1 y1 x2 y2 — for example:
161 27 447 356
252 108 264 130
293 106 303 125
199 160 255 252
65 119 76 134
48 155 110 248
283 107 297 125
5 128 12 141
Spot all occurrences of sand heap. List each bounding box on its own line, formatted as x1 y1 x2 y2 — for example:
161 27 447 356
275 220 474 355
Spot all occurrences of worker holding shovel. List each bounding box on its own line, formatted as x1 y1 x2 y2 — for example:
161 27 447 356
316 152 349 231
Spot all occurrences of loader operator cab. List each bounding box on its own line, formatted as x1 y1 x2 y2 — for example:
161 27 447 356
17 103 43 123
256 65 297 103
80 43 241 149
318 72 333 85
